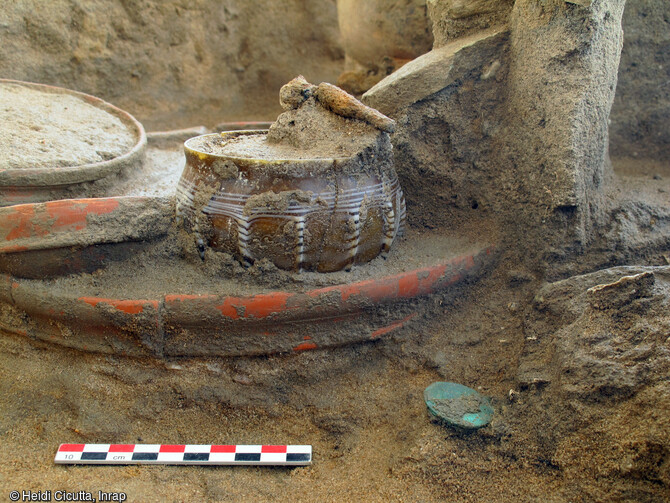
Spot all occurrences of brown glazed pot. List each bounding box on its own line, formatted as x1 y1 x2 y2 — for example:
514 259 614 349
176 131 405 272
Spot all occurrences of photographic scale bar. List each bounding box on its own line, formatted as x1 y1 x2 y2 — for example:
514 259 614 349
55 444 312 466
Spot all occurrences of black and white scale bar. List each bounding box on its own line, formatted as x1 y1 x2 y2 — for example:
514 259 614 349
55 444 312 466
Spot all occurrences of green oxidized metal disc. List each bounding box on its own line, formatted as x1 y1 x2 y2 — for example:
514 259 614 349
424 382 494 430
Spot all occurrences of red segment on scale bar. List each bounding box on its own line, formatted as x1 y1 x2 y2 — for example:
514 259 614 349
108 444 135 452
59 444 85 452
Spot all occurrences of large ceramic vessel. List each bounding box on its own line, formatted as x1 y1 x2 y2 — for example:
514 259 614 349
337 0 433 70
176 131 405 272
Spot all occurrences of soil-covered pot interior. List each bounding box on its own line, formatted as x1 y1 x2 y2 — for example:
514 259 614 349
0 79 146 205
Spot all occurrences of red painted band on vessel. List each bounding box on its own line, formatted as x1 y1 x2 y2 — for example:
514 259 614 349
79 297 159 314
370 313 417 339
0 197 158 253
0 244 496 356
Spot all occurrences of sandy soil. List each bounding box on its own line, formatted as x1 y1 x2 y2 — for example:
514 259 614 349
0 1 345 131
0 271 565 503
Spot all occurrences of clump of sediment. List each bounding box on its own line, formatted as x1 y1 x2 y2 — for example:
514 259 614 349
200 76 395 161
